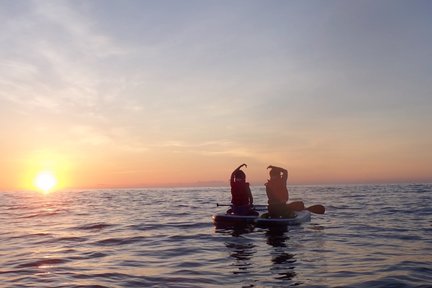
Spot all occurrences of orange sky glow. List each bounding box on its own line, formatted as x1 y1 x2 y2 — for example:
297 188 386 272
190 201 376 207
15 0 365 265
1 2 431 191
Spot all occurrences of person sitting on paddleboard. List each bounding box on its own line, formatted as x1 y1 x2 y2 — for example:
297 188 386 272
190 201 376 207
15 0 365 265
266 165 305 218
229 164 258 216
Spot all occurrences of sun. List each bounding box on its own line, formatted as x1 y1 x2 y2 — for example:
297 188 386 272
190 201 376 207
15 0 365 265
35 171 57 193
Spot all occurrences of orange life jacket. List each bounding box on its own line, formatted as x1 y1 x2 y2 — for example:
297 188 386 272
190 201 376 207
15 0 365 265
231 181 251 206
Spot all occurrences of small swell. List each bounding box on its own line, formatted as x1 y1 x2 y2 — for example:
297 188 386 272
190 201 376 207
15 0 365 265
83 251 108 259
20 210 63 219
7 232 53 241
75 223 113 230
17 258 68 268
55 236 89 243
94 236 147 246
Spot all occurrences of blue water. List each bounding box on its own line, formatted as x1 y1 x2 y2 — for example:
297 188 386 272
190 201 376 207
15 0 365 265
1 184 431 287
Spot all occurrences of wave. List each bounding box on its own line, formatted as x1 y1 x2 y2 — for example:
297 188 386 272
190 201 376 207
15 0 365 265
16 258 68 268
74 222 114 230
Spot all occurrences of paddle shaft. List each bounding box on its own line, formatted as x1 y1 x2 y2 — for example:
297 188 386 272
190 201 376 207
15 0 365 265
216 203 231 207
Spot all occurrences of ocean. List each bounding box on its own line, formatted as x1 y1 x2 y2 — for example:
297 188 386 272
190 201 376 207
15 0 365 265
1 184 431 287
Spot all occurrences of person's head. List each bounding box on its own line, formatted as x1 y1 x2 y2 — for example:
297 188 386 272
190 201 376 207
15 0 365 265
269 168 281 179
234 170 246 182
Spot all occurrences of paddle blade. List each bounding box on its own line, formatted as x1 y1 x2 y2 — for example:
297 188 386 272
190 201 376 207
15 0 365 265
306 204 325 214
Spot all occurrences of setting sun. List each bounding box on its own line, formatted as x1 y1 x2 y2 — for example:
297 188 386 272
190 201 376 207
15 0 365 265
35 171 57 193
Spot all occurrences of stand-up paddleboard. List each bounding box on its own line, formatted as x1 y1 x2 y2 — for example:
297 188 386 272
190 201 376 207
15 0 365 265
212 213 258 226
254 210 311 227
213 210 311 228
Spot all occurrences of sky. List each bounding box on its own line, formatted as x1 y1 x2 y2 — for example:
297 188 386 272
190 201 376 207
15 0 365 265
1 0 431 190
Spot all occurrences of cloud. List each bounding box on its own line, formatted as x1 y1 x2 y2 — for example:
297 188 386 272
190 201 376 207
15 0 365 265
32 1 125 58
0 1 127 116
1 1 432 187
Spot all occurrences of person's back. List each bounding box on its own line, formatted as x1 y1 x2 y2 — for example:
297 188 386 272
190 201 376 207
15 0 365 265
231 177 251 206
229 164 257 215
265 165 291 218
265 166 288 204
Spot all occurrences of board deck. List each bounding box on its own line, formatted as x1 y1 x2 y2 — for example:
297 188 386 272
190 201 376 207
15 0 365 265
254 210 311 227
213 210 311 227
212 213 258 224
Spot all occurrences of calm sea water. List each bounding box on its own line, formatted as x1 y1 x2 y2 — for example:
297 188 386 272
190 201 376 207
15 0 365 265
1 184 431 287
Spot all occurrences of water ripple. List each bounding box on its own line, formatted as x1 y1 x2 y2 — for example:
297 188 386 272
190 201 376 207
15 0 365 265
17 258 69 268
0 185 431 287
74 222 114 230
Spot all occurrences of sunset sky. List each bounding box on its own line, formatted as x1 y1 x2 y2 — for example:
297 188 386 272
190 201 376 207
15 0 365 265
1 0 431 190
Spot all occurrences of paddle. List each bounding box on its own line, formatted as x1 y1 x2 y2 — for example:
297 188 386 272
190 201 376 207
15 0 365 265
216 203 231 207
287 201 326 214
305 204 326 214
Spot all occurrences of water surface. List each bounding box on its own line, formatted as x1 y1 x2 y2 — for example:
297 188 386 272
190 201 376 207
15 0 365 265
1 184 431 287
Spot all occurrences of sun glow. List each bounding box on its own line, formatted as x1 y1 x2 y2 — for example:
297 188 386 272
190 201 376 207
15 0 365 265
35 171 57 193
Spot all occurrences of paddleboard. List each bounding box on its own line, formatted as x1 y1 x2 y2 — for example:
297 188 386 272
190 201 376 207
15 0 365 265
254 210 311 227
212 213 258 225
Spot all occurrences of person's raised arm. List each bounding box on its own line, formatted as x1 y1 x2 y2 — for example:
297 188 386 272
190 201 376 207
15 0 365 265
267 165 288 180
231 163 247 182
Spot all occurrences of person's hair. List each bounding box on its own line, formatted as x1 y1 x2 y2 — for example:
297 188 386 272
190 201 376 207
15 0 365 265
269 169 280 177
234 170 246 181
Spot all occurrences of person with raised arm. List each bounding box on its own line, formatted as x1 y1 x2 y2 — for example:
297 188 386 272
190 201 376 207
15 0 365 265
229 164 258 216
265 165 325 218
265 165 306 218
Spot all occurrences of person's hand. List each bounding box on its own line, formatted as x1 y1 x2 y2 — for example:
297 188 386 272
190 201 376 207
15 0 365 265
235 163 247 171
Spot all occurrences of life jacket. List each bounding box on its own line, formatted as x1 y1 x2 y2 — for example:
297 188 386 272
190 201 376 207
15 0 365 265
265 178 288 204
230 181 251 206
